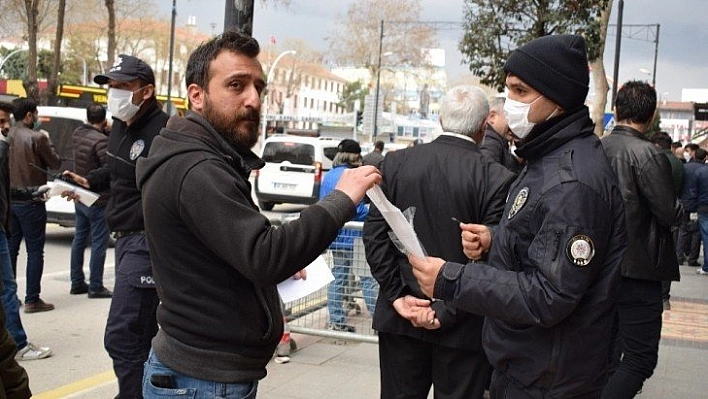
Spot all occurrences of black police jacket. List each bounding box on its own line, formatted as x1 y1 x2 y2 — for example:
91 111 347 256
434 107 627 397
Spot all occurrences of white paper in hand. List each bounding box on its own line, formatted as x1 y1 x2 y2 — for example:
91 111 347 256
48 179 100 207
366 185 426 258
277 255 334 303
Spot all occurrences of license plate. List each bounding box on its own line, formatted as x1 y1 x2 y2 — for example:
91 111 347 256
273 182 297 191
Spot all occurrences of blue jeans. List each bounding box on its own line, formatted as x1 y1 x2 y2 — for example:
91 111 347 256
70 203 110 291
328 250 378 325
698 213 708 272
8 202 47 304
143 349 258 398
0 231 27 349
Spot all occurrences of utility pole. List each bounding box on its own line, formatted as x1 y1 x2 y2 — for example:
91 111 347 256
166 0 177 116
611 0 624 108
224 0 254 35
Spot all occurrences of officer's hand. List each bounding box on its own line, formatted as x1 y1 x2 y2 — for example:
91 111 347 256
392 295 439 329
292 269 307 280
408 255 445 299
62 170 90 189
334 165 381 204
460 223 491 260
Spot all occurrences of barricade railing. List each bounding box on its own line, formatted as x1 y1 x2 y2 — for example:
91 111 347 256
280 220 379 343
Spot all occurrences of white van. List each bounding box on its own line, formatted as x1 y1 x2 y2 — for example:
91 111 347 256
254 135 340 210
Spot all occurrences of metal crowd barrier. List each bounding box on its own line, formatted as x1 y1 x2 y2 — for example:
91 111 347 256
279 220 379 344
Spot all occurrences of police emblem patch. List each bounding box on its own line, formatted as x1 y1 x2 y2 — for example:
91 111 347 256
130 139 146 160
508 187 529 219
566 234 595 266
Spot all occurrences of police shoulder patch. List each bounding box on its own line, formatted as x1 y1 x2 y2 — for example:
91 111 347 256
130 139 146 160
566 234 595 267
508 187 529 220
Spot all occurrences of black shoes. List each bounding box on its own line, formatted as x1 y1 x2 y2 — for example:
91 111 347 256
88 287 113 299
70 282 89 295
328 323 355 333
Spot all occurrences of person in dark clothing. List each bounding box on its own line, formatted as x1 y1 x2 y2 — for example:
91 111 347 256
693 158 708 275
7 98 61 314
677 145 705 266
479 96 523 173
601 80 682 397
651 131 685 310
135 30 380 398
63 55 169 399
69 103 112 299
408 35 627 398
0 102 52 362
362 140 385 169
364 85 514 398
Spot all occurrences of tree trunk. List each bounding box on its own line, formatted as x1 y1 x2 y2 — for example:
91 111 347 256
224 0 254 35
46 0 65 105
590 0 613 137
105 0 116 70
23 0 40 102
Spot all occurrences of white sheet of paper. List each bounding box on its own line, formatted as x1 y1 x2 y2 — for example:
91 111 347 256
48 179 100 207
277 255 334 303
366 185 426 258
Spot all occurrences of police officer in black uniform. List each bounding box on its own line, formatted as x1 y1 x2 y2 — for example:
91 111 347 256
64 55 169 399
408 35 628 398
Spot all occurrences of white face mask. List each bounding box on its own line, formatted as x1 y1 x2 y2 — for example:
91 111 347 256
503 96 542 139
108 87 144 122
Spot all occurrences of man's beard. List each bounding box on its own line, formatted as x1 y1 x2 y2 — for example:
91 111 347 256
203 96 260 149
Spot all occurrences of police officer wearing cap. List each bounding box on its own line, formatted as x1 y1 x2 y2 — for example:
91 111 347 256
408 35 628 398
63 54 169 399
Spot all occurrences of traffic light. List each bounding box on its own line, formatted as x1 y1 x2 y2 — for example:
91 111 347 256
356 110 363 127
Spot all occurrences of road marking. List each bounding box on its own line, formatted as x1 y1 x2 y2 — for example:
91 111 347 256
33 370 116 399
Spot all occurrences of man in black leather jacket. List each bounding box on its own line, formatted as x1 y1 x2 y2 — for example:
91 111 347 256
408 35 627 398
600 80 682 398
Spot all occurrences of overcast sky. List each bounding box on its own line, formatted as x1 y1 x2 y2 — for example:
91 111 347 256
163 0 708 102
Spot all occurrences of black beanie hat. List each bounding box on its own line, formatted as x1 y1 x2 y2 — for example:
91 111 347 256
504 34 589 111
338 139 361 154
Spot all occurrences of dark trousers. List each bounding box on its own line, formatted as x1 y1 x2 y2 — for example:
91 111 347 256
677 213 701 264
602 278 663 398
378 331 490 399
104 234 159 399
8 202 47 304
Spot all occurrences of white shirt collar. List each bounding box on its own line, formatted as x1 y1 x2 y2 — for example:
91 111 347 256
440 132 475 143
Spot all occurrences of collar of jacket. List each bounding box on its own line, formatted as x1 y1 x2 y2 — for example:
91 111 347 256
434 133 478 148
515 106 594 160
485 124 508 145
609 124 650 141
184 111 265 176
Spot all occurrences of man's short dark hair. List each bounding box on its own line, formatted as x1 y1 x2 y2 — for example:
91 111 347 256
11 97 37 122
374 140 384 151
615 80 657 124
86 103 106 124
685 143 699 152
695 148 707 162
671 141 683 150
185 29 260 90
0 101 14 115
650 131 672 150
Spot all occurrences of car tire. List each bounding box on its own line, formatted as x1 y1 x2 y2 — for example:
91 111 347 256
259 200 275 211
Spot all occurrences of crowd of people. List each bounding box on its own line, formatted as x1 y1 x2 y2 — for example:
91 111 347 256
0 29 702 399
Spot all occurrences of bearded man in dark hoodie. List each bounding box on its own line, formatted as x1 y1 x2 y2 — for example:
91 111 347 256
135 30 381 397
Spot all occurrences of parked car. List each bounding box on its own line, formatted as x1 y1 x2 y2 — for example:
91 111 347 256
254 135 339 211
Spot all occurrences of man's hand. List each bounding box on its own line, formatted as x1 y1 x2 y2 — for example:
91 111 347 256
460 223 491 260
392 295 440 329
292 269 307 280
334 165 381 204
31 185 51 202
62 171 90 189
408 255 446 298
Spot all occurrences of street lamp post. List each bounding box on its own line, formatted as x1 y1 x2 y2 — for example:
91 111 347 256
373 20 384 140
0 48 28 77
261 49 296 146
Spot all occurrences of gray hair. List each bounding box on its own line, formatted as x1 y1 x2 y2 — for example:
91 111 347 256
333 152 362 167
439 85 489 137
488 96 505 114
